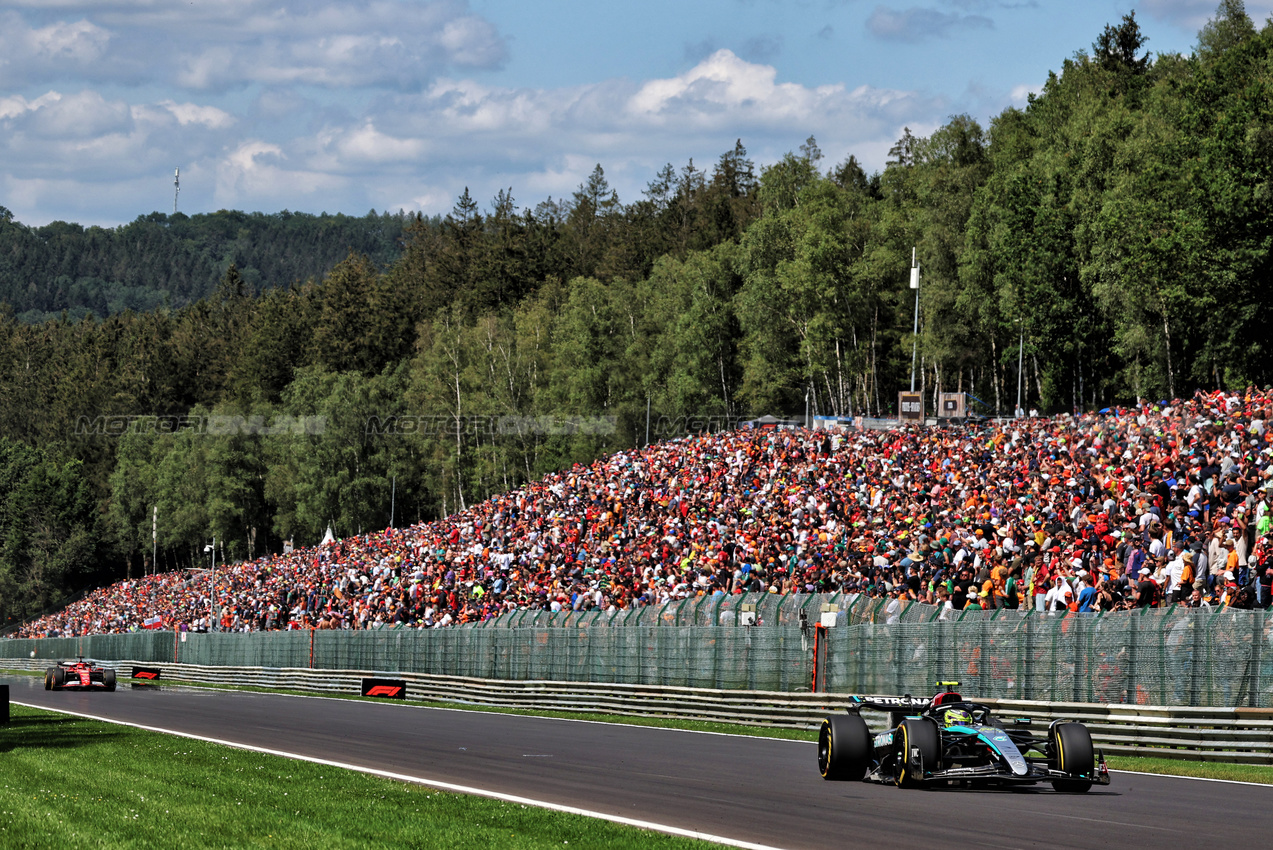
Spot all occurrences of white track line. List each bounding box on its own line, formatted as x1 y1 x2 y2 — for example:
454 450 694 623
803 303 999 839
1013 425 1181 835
12 700 787 850
1110 769 1273 788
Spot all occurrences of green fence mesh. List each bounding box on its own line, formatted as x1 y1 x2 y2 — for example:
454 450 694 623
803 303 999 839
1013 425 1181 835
5 595 1271 707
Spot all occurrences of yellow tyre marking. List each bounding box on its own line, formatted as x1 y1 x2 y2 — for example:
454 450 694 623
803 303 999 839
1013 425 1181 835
898 725 909 786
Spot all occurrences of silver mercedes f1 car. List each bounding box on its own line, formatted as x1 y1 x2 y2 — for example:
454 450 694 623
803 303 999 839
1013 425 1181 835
818 682 1109 792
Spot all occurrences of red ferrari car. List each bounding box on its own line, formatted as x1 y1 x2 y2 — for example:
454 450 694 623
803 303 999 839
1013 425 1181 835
44 659 117 691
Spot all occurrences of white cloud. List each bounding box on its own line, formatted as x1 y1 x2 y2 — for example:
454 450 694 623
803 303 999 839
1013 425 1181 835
214 140 345 209
175 47 237 91
324 122 428 164
345 50 938 210
628 50 910 130
402 186 456 212
1139 0 1273 31
156 101 236 130
867 5 995 41
0 49 943 228
0 88 240 197
0 91 62 121
28 17 109 61
1 1 507 91
361 50 932 179
0 13 110 85
1009 83 1040 105
438 14 507 67
23 90 132 139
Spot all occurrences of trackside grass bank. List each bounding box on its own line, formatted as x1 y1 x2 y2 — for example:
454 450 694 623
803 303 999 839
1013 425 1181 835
1103 755 1273 784
0 704 718 850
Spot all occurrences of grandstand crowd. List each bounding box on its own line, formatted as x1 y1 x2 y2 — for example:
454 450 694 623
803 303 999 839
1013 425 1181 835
14 388 1273 638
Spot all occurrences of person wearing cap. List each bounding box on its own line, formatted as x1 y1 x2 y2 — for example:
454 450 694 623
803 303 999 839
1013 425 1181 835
967 584 992 611
1135 567 1159 608
1218 570 1239 606
884 586 903 624
1256 493 1273 536
935 585 955 620
1165 549 1192 604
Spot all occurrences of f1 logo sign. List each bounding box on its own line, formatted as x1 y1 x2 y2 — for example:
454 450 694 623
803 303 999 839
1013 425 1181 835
361 678 407 699
131 666 162 680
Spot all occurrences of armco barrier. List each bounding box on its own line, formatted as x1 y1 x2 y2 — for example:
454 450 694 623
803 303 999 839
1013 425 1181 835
4 657 1271 763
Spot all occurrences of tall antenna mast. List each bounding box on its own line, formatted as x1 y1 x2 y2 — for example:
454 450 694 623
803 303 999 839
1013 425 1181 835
173 167 180 215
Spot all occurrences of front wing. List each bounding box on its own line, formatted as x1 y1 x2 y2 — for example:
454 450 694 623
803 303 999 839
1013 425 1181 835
51 668 112 689
864 759 1111 787
862 734 1112 788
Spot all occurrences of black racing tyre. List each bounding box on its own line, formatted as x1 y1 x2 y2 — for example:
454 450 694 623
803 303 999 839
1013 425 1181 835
1051 722 1094 792
818 714 872 780
895 718 940 788
103 668 117 692
52 667 66 689
44 668 54 690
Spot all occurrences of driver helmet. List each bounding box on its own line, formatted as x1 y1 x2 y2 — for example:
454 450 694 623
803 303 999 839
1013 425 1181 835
943 708 973 727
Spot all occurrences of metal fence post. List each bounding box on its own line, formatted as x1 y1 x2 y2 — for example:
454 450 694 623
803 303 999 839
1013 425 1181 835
1249 611 1262 708
1124 608 1140 705
1021 609 1034 700
1154 611 1169 706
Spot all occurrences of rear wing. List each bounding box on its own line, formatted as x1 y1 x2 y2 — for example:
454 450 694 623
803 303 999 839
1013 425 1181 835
846 695 931 713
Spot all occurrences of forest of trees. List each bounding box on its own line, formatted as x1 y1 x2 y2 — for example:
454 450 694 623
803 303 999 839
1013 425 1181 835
1 5 1270 626
0 208 413 322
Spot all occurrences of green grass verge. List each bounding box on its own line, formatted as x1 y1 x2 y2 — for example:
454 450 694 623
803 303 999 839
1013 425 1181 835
1104 755 1273 784
0 703 718 850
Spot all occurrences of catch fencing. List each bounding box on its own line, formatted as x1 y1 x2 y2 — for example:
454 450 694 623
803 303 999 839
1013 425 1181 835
4 594 1272 708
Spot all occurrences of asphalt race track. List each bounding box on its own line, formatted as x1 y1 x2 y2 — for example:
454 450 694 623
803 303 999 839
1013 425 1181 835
7 674 1269 849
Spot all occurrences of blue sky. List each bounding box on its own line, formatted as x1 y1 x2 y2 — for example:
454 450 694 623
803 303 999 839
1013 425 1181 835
1 0 1269 227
